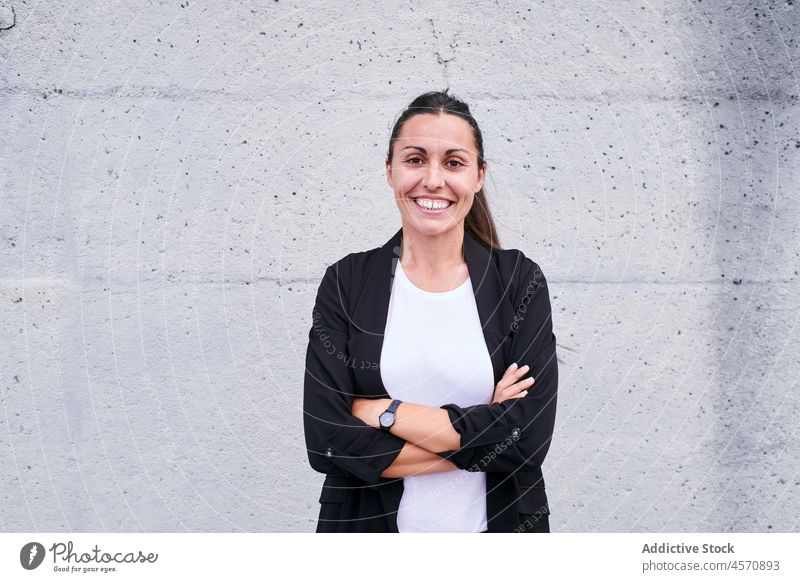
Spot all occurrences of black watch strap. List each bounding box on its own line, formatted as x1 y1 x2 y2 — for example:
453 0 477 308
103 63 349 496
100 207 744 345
386 399 402 414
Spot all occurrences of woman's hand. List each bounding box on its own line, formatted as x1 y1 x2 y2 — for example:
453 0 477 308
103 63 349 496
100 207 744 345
352 397 390 429
492 363 535 404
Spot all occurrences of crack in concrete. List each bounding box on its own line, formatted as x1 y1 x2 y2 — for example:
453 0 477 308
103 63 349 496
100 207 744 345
427 17 454 87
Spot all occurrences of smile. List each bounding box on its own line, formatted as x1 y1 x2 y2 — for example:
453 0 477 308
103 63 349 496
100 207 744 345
412 197 454 213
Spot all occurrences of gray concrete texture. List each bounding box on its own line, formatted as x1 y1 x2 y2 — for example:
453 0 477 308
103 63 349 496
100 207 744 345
1 0 798 532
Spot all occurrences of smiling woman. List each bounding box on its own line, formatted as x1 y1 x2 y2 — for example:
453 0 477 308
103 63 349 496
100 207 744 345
302 90 558 533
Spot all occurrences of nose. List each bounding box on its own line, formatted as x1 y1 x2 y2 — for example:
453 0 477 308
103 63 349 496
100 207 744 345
422 163 444 190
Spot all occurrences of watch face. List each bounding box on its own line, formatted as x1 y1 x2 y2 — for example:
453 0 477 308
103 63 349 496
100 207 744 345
379 412 394 427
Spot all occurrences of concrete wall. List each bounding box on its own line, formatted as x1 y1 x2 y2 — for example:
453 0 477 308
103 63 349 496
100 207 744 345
1 0 798 532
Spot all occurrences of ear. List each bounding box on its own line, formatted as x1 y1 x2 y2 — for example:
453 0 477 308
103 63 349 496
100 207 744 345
476 162 486 192
386 158 393 188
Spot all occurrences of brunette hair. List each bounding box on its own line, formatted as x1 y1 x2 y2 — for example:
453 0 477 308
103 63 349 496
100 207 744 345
386 89 501 250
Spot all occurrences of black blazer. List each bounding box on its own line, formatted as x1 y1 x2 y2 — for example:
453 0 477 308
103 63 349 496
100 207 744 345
302 226 558 532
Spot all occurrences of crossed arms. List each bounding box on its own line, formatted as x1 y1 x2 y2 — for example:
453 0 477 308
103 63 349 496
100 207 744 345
350 398 463 478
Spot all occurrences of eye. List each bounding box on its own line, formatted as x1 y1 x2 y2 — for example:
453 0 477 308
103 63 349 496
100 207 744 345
406 157 423 165
447 159 465 168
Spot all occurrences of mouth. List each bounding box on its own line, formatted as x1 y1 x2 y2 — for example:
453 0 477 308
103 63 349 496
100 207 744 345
410 197 455 214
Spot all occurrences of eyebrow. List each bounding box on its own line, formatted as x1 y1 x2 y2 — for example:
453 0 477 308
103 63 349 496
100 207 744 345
402 146 470 156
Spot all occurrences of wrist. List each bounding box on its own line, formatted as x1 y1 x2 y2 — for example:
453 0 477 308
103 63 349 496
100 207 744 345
373 398 392 429
377 398 401 431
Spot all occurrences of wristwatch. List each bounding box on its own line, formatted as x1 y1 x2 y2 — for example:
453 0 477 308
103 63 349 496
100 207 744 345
379 399 402 432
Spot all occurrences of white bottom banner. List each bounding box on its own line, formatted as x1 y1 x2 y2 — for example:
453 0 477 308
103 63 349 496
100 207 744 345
2 533 797 581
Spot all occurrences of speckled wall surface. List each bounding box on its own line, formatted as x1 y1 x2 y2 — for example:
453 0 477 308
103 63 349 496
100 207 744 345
1 0 798 532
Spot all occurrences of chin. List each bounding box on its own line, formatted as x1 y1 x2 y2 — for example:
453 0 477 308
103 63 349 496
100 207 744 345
404 218 462 237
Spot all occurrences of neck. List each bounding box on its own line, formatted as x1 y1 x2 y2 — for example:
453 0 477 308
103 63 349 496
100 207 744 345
399 223 465 271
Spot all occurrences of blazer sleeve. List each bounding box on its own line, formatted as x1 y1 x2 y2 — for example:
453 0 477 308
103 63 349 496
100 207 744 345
437 258 558 473
302 263 406 485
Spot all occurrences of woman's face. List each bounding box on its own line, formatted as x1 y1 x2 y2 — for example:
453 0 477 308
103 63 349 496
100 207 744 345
386 113 486 238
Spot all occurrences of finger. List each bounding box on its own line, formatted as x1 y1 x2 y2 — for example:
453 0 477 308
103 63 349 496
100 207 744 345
510 377 535 393
501 362 525 381
496 384 530 404
495 378 513 394
513 364 531 378
503 364 529 382
497 366 518 389
497 365 533 396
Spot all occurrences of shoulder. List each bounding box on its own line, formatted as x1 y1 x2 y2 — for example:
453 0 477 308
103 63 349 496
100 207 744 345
327 244 381 277
492 246 548 294
328 246 380 274
317 244 383 295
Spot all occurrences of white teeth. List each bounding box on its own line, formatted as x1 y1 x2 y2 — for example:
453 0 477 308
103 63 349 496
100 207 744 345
414 198 452 210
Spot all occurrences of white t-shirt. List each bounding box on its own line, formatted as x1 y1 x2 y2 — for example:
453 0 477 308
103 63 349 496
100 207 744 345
380 260 495 533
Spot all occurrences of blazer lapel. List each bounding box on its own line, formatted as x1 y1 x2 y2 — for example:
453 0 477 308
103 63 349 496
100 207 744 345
344 227 402 398
463 228 517 384
349 226 403 337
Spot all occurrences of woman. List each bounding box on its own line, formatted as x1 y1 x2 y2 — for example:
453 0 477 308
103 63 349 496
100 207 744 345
302 90 558 533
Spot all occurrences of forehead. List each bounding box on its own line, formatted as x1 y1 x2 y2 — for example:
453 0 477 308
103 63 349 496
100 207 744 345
396 113 475 151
